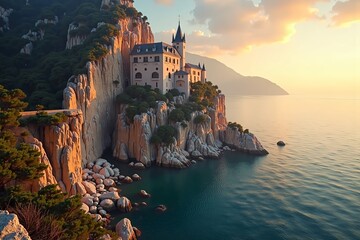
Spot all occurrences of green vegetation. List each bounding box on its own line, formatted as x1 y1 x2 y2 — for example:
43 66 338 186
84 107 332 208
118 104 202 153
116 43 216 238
194 114 207 124
189 81 221 109
21 111 68 126
0 0 145 109
150 125 177 146
228 121 243 133
0 85 113 239
117 85 171 123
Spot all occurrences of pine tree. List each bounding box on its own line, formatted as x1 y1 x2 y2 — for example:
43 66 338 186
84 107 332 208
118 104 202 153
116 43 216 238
0 85 47 192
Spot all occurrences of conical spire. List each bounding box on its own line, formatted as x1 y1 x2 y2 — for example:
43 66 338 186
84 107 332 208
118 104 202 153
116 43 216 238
202 64 206 71
172 21 186 43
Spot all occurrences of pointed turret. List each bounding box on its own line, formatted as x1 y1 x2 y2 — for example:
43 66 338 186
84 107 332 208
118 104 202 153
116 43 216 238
172 21 186 43
172 20 186 70
201 63 207 83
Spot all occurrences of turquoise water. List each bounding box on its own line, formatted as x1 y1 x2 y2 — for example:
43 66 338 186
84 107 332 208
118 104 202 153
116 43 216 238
111 95 360 240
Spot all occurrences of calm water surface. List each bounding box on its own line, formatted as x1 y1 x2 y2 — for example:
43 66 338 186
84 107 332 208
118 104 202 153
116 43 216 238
111 95 360 240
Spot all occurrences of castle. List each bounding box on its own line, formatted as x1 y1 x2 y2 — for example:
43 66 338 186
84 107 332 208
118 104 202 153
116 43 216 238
129 22 206 97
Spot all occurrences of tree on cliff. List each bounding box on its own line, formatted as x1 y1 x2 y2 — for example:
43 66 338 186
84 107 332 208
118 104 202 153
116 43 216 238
0 85 47 191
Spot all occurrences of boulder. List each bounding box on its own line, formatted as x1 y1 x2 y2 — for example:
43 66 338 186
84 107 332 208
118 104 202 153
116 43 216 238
99 168 111 178
82 181 97 195
139 190 151 198
99 192 120 201
109 187 118 192
131 174 141 181
104 179 115 187
96 158 108 166
89 206 98 214
99 210 107 217
100 199 115 211
113 168 120 177
133 227 142 238
134 162 146 169
155 204 167 213
82 196 94 206
80 203 90 213
277 141 286 146
96 178 104 185
93 173 105 180
75 182 87 195
121 176 133 184
93 164 102 173
116 218 137 240
0 210 32 240
117 197 132 212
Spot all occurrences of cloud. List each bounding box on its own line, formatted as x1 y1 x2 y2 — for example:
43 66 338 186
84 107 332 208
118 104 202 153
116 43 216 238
331 0 360 26
154 0 173 6
184 0 332 54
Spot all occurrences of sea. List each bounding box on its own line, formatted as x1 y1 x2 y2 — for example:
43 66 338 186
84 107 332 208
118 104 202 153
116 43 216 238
111 95 360 240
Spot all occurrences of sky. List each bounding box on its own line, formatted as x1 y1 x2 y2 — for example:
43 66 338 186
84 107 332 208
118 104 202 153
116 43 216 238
135 0 360 97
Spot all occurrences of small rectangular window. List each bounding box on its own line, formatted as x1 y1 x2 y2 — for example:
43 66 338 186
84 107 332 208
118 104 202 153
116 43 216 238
165 57 168 62
155 56 160 62
144 57 148 62
134 57 138 63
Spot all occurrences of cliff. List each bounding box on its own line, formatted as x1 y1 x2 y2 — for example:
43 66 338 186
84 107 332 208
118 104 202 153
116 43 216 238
22 110 85 195
113 94 267 168
63 15 154 164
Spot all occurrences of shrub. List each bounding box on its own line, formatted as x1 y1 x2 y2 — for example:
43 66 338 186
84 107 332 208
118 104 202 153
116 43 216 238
169 109 185 123
168 88 180 97
23 112 67 126
228 122 243 132
150 125 177 146
194 114 207 124
244 129 249 134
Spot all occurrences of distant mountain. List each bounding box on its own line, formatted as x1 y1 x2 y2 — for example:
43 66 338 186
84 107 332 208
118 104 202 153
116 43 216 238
187 53 288 95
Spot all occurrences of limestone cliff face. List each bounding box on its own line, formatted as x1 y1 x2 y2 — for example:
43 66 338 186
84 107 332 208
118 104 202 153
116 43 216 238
25 110 84 195
113 94 268 168
63 17 154 164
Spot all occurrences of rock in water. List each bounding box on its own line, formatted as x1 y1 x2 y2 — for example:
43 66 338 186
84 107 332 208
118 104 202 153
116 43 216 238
0 210 32 240
116 218 137 240
155 204 167 213
117 197 133 212
277 141 286 146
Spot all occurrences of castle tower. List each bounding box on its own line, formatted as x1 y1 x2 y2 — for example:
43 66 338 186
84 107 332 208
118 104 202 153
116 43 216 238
201 64 206 83
172 21 186 70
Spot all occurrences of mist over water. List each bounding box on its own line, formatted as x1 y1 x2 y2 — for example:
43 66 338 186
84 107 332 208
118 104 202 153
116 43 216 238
112 95 360 240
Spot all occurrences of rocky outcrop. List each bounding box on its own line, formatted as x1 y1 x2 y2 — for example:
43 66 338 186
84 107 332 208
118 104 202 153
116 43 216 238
65 23 87 50
25 110 84 195
0 210 32 240
113 100 222 168
20 42 33 55
113 94 268 168
63 16 153 164
222 128 268 155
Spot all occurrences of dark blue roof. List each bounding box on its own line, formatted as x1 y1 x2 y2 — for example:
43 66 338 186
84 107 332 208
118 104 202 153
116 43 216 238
130 42 180 57
172 22 186 43
174 70 189 75
185 63 202 70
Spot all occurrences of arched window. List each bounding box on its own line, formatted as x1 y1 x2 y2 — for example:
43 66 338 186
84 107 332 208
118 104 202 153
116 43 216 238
168 73 171 79
152 72 159 79
135 72 142 79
